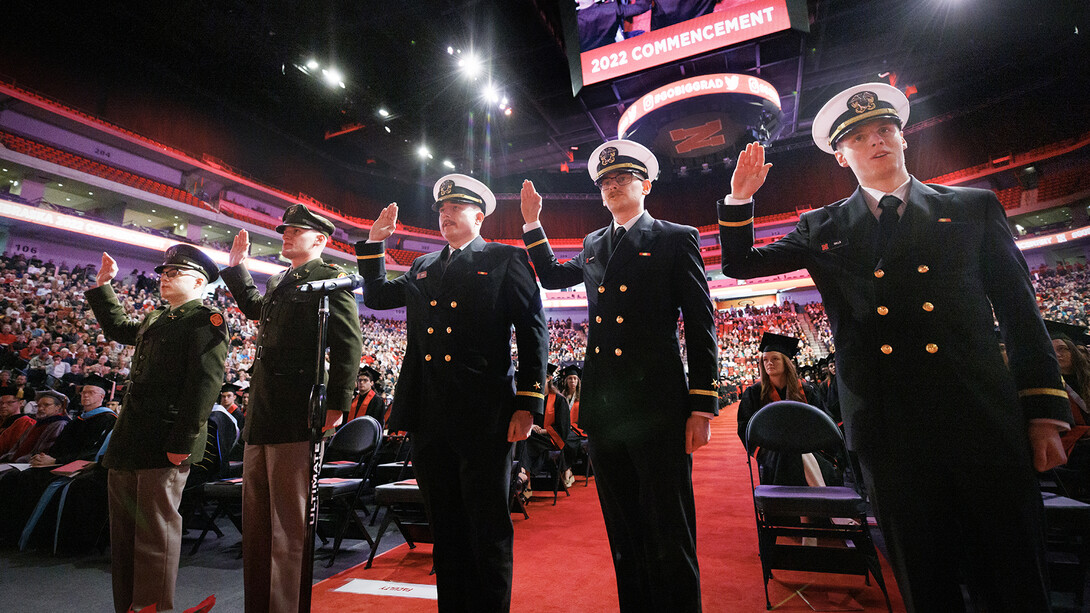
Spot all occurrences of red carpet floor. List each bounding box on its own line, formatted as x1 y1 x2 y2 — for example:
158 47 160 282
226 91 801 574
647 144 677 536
312 407 907 612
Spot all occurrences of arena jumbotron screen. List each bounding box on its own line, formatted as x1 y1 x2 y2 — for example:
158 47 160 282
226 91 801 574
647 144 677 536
562 0 809 94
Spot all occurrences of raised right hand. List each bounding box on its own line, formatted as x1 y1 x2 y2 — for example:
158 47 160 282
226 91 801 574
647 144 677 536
730 142 773 201
521 180 542 224
96 252 118 287
229 229 250 267
369 203 398 242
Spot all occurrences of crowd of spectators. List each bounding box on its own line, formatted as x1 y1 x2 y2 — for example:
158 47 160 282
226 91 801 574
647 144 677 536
4 250 1089 422
1034 262 1090 329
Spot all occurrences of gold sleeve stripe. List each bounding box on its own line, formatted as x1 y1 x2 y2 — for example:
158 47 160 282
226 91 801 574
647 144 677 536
516 391 546 400
719 218 753 228
525 238 548 250
357 253 385 260
689 389 718 397
1017 388 1069 399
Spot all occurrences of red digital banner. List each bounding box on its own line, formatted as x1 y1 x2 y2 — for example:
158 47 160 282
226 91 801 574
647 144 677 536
617 73 780 137
580 0 794 86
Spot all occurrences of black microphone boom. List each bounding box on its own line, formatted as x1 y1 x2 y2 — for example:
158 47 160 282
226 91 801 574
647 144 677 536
298 274 366 293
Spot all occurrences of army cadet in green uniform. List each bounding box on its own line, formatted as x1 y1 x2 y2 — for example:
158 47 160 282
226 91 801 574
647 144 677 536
222 204 363 613
86 244 228 613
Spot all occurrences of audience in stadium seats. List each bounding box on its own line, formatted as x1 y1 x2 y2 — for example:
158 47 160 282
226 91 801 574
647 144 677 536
736 335 836 487
2 247 1090 556
0 389 70 462
1052 335 1090 496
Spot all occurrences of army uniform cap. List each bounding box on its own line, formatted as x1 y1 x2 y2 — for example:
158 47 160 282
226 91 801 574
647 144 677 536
276 203 336 236
432 173 496 217
589 139 659 185
812 82 910 154
154 243 220 283
81 373 115 396
35 388 69 410
758 332 801 359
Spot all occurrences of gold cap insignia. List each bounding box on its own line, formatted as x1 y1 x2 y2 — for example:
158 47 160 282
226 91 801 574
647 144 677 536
848 91 877 114
599 147 618 167
439 179 455 197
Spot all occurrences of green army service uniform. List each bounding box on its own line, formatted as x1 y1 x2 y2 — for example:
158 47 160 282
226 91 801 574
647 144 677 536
86 279 228 613
221 255 363 613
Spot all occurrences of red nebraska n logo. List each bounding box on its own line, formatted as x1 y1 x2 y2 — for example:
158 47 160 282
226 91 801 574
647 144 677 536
670 120 726 155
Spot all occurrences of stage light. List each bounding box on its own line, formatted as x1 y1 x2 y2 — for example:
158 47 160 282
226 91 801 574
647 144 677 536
384 126 392 133
701 163 711 174
483 83 500 103
321 68 343 87
417 145 431 159
443 160 455 169
504 108 513 116
678 166 688 177
306 59 319 70
459 54 483 79
378 108 390 118
447 46 454 55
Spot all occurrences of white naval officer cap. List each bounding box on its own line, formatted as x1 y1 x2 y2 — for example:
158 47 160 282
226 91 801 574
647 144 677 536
811 82 910 154
588 139 660 185
432 173 496 217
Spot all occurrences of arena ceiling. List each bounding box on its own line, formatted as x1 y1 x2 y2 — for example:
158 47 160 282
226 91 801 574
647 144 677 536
1 0 1087 194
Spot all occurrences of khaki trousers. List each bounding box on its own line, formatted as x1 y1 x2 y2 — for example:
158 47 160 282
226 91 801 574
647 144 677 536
242 441 313 613
108 465 189 613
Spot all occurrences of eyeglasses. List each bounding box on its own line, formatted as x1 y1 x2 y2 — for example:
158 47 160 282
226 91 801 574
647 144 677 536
160 268 199 279
597 173 638 190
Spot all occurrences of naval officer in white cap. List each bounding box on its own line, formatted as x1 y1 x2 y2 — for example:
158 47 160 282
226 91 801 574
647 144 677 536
357 173 548 612
521 140 719 612
718 83 1068 612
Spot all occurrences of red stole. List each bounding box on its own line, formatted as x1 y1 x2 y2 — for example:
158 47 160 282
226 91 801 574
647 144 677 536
348 390 376 422
1061 385 1090 456
544 394 565 449
569 399 586 437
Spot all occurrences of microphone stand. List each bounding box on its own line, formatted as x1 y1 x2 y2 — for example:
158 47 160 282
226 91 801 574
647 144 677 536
299 294 329 613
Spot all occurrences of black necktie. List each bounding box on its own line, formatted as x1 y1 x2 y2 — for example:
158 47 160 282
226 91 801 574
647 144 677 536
876 195 901 255
611 227 626 254
442 247 458 274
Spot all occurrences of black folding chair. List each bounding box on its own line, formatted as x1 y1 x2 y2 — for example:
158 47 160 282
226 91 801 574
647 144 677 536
316 415 383 566
744 400 892 612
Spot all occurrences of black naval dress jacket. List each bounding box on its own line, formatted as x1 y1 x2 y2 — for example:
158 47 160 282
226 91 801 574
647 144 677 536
718 178 1069 462
86 284 228 469
522 212 720 438
221 258 363 445
355 235 549 437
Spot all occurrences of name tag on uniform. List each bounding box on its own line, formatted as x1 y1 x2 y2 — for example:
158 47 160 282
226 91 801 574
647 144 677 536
585 256 595 264
820 239 845 251
416 271 427 279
